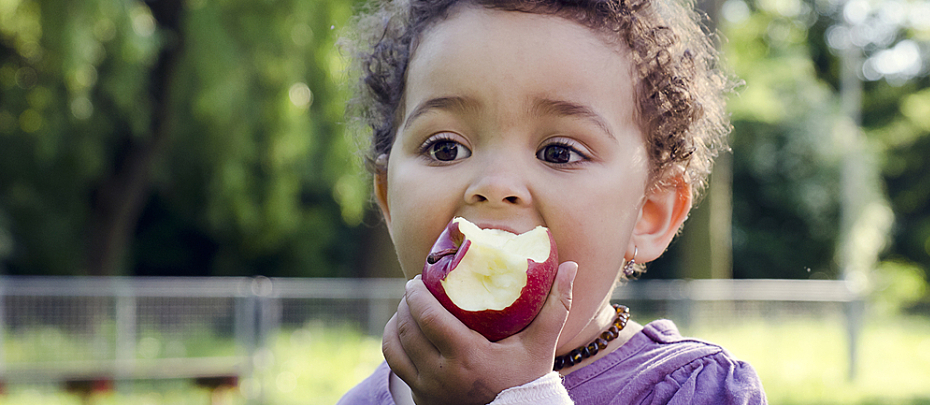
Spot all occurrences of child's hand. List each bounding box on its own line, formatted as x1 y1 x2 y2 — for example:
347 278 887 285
382 261 577 405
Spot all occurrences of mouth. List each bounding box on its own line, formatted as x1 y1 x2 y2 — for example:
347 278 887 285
472 222 523 235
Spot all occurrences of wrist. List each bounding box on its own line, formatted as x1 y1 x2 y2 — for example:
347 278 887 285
490 372 572 405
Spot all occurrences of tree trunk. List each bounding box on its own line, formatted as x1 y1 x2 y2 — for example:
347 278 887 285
85 0 185 276
678 0 733 280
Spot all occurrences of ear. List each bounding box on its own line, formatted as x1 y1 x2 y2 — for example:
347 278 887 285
629 175 692 263
373 155 392 229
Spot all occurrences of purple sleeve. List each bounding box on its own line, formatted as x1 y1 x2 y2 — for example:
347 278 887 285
648 353 767 405
337 361 397 405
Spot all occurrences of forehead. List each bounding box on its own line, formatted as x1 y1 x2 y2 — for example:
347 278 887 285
402 5 638 132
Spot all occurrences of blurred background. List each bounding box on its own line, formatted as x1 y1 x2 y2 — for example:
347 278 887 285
0 0 928 404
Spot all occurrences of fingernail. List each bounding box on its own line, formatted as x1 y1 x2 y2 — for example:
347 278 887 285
406 275 420 290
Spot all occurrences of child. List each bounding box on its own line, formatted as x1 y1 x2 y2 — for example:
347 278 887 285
339 0 765 403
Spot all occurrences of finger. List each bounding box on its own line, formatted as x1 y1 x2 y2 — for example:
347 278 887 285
518 261 577 347
382 311 419 384
404 275 477 355
395 290 444 364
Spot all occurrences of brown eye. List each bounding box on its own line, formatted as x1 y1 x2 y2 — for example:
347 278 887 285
539 144 572 164
429 140 471 161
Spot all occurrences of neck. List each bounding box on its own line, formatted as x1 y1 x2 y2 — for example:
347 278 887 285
555 304 642 375
557 303 617 357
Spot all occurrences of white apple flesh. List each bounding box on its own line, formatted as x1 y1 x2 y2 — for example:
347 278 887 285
422 217 558 341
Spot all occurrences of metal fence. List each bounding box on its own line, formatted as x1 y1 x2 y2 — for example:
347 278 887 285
0 276 863 399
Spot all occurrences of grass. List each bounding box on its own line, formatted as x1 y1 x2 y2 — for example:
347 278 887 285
0 321 385 405
2 315 928 404
319 314 930 404
687 315 930 405
4 323 240 363
0 383 233 405
263 321 384 405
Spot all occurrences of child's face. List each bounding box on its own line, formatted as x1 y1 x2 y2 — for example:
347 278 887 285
376 6 670 349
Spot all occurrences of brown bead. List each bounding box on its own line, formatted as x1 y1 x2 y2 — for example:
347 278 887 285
570 349 583 364
586 342 599 357
602 326 619 340
553 304 632 371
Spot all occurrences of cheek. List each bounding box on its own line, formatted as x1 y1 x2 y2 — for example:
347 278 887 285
545 181 642 338
549 185 641 260
385 164 458 278
556 213 632 282
549 202 634 294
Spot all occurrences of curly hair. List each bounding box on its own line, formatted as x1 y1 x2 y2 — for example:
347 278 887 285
345 0 735 200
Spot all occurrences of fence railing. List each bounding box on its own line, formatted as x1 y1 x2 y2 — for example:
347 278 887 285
0 276 864 397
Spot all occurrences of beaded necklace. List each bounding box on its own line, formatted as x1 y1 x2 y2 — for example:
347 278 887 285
553 304 630 371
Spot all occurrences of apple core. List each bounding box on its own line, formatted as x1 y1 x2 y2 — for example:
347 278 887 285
422 217 558 341
442 218 550 311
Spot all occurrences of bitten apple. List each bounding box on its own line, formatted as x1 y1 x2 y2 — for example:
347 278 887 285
422 217 558 341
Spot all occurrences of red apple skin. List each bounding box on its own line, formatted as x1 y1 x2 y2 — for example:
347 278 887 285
422 219 558 341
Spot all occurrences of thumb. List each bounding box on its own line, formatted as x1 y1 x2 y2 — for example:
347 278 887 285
519 261 577 347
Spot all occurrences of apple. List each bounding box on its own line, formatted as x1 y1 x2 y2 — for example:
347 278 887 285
422 217 558 341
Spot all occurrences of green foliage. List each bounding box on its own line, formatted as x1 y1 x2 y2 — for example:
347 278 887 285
874 82 930 291
872 259 929 315
155 0 368 277
722 2 845 278
0 0 368 277
719 0 930 286
1 0 161 275
2 0 929 283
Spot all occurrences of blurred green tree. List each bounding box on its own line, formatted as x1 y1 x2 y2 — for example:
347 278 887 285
0 0 369 277
711 0 929 295
2 0 928 291
654 0 929 296
649 0 850 280
722 0 849 279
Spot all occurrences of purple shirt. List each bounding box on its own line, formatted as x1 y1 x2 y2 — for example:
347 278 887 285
338 319 767 405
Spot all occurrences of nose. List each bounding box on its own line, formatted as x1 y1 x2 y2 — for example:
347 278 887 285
464 159 532 207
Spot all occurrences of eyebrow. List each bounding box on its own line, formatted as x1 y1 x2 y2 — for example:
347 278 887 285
403 96 616 140
403 96 478 128
531 98 616 140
